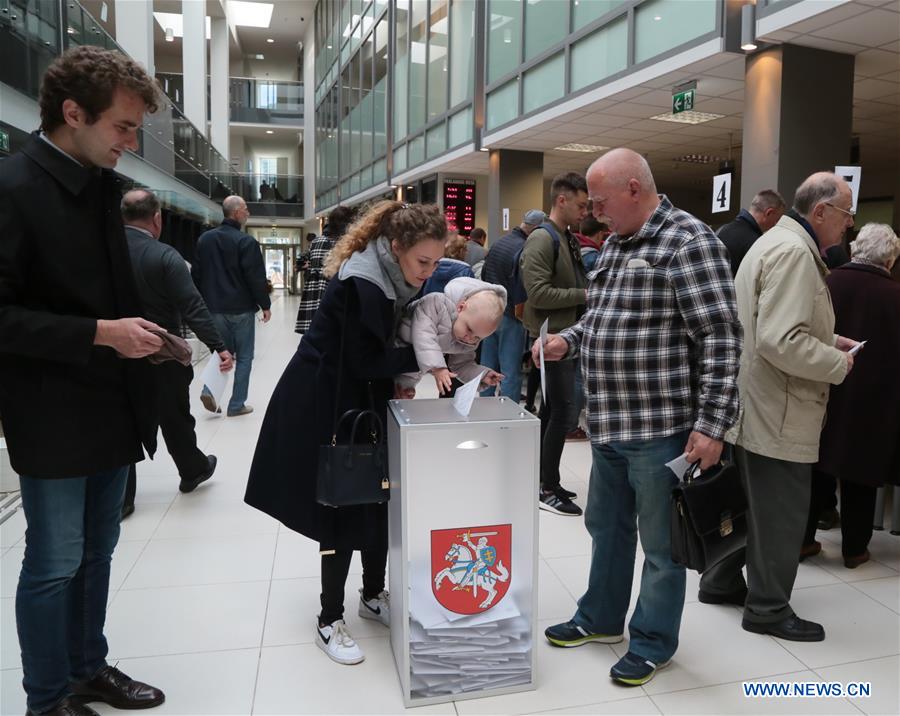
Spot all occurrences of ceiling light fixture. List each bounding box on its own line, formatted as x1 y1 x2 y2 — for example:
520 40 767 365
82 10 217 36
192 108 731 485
654 15 662 21
266 130 274 134
740 3 757 51
649 110 725 125
266 38 274 43
673 153 724 164
553 143 609 153
228 1 274 28
153 12 211 39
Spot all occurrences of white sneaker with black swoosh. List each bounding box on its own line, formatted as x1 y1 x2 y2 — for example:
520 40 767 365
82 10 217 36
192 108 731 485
316 619 364 665
358 588 390 627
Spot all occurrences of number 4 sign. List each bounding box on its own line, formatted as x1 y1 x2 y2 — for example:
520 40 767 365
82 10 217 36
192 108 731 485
712 173 732 214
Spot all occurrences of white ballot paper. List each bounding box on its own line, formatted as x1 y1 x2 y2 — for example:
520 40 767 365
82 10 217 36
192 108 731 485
452 370 486 417
665 452 693 479
199 351 228 407
539 318 549 403
849 340 867 356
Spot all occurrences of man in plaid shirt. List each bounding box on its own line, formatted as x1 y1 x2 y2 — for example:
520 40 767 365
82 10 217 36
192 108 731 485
540 149 742 686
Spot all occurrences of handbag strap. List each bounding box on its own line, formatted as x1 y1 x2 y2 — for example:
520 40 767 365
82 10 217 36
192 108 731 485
330 290 350 445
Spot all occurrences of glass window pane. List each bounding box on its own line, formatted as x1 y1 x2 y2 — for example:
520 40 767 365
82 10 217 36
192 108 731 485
374 19 389 156
571 16 627 91
634 0 717 64
486 79 518 130
449 0 476 107
374 157 387 183
361 27 374 166
572 0 626 30
394 1 409 140
426 122 447 158
394 144 407 174
428 0 449 121
524 0 567 60
522 53 564 115
448 106 472 147
488 0 521 84
408 134 425 167
409 0 427 132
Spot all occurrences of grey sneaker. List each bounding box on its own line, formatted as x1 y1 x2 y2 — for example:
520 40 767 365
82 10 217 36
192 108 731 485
358 588 390 627
539 489 583 516
227 404 254 417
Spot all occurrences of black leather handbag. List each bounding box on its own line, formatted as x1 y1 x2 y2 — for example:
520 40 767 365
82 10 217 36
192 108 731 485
670 460 747 573
315 299 390 508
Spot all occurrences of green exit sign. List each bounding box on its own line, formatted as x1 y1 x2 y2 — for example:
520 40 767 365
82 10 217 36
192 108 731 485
672 89 695 115
0 129 9 153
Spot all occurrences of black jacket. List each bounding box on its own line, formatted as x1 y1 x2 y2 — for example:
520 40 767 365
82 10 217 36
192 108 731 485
716 209 762 276
125 226 225 352
191 219 271 314
482 226 528 317
245 276 418 551
0 134 157 478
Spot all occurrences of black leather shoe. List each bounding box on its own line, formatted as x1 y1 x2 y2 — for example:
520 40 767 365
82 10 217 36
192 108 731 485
26 696 100 716
742 614 825 642
120 503 136 521
70 665 165 709
179 455 217 494
698 587 747 606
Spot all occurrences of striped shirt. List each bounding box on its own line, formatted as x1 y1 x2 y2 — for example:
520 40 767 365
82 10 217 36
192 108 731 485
559 196 742 444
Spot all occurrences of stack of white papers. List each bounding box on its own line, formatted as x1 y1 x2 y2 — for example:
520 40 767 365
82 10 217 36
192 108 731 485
408 590 532 699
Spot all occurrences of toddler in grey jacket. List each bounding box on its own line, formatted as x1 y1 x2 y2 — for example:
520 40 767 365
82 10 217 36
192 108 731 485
397 277 506 395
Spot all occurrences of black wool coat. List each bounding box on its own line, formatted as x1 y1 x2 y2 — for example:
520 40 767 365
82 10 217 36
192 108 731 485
818 262 900 486
0 134 157 478
244 275 419 551
716 210 762 277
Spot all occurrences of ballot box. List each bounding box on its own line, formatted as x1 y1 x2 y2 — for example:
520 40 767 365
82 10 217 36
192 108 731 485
387 397 539 706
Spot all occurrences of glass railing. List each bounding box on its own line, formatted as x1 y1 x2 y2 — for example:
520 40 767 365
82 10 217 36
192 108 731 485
230 77 303 125
156 73 304 126
237 173 304 218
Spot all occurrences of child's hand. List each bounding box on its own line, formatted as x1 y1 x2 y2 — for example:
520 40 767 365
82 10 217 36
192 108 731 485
480 370 504 388
431 368 457 395
394 383 416 400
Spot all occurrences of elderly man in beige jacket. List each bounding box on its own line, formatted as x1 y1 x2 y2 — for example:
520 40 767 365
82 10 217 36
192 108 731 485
699 172 858 643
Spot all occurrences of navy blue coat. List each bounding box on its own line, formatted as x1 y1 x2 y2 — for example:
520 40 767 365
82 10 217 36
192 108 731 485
244 276 419 550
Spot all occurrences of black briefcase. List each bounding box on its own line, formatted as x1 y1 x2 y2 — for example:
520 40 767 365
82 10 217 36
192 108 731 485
317 409 390 508
670 461 747 573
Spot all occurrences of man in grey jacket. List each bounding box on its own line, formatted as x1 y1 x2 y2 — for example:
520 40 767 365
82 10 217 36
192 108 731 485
121 190 234 506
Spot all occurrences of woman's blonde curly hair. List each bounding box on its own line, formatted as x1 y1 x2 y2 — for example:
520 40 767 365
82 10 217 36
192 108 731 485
323 201 447 277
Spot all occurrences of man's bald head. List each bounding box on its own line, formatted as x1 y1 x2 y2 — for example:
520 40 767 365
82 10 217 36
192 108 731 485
585 148 660 237
222 195 250 227
121 188 162 238
793 171 854 251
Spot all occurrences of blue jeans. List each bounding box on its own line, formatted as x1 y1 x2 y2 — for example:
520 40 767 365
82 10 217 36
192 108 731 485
209 312 256 413
573 431 689 664
479 313 526 400
16 466 128 713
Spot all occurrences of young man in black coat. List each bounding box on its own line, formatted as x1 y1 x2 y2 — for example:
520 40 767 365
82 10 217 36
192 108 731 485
120 189 235 513
0 47 166 715
716 189 785 276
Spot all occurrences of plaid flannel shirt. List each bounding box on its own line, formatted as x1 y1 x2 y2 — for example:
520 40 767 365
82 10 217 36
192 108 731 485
559 196 742 444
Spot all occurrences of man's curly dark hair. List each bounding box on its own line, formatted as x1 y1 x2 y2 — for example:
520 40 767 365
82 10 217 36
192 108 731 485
39 45 160 132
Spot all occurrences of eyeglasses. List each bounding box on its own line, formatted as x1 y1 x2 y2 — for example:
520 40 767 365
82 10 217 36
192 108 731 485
825 202 855 219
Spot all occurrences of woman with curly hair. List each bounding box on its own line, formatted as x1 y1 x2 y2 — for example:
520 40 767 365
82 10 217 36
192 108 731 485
245 201 446 665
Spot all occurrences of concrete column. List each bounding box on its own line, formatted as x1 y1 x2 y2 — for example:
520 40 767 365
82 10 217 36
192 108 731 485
114 0 154 75
487 150 544 245
182 0 208 136
209 17 229 159
741 44 854 208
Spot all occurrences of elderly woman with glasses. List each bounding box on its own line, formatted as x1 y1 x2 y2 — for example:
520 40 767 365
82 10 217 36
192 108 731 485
803 223 900 568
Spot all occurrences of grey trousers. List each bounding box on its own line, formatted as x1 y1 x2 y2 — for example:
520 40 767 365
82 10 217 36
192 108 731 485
700 446 811 624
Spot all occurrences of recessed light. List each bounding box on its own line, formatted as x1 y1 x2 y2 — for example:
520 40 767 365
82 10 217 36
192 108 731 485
654 15 662 21
266 130 274 134
554 143 609 153
649 111 724 125
266 38 274 43
741 42 758 51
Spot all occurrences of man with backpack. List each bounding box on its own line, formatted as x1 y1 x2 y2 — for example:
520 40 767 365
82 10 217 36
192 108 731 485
521 173 589 516
480 209 546 401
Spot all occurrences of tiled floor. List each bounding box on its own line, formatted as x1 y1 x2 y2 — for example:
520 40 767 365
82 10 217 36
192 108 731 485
2 295 899 715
